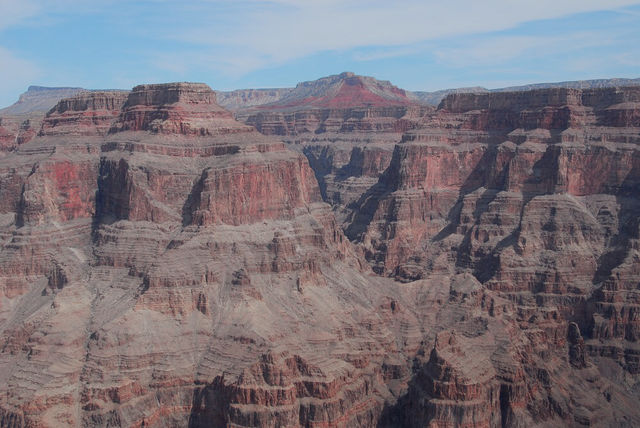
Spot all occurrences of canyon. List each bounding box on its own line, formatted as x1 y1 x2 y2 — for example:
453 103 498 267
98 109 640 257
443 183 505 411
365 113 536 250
0 74 638 427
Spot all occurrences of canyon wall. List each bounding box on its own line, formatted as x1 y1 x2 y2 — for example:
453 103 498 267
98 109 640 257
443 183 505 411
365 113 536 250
0 81 638 427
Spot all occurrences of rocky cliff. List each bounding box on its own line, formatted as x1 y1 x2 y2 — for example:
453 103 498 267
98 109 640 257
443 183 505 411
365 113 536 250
0 82 427 427
0 115 41 152
332 86 640 425
412 77 640 106
0 86 87 116
0 87 131 153
239 73 432 226
216 88 293 111
0 80 639 427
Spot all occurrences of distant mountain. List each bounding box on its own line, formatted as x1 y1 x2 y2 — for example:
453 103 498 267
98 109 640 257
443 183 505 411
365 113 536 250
412 77 640 106
216 88 293 111
0 86 128 116
0 86 86 115
494 77 640 93
5 76 639 115
253 72 419 111
412 86 489 105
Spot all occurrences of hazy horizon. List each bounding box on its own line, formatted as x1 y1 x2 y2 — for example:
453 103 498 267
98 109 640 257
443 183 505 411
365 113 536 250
1 1 639 106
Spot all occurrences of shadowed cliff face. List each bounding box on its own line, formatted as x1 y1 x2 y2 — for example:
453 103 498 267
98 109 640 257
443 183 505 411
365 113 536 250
0 81 639 428
238 73 433 230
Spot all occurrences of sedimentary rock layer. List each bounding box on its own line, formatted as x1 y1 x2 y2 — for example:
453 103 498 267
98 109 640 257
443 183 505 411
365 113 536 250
0 80 639 427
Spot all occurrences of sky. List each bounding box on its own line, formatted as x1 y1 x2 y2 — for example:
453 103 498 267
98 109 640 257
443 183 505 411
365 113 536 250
0 0 639 107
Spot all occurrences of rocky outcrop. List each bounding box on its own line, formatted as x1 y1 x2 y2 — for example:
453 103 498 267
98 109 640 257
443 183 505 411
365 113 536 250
0 78 639 427
40 91 129 137
349 86 640 276
0 81 424 427
216 88 293 111
341 86 640 424
0 116 41 151
239 73 432 227
110 83 253 136
0 86 86 116
241 72 428 135
0 88 130 153
412 77 640 106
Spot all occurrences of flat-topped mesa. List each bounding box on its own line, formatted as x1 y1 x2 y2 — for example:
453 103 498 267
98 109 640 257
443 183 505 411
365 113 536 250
242 73 428 135
440 86 640 113
250 72 420 113
111 82 253 135
216 88 293 111
434 86 640 133
40 91 129 137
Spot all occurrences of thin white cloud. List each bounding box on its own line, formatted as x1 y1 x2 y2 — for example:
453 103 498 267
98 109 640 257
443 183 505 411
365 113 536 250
164 0 640 74
435 31 619 67
0 0 39 30
354 46 423 62
0 0 638 96
615 52 640 66
0 46 40 106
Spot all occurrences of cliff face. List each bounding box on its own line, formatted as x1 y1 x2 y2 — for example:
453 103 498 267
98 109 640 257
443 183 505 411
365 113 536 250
0 86 86 116
0 116 41 152
0 82 429 427
216 88 293 111
241 72 426 134
0 88 131 153
0 80 639 428
239 73 432 227
348 86 640 276
41 91 129 137
337 86 640 425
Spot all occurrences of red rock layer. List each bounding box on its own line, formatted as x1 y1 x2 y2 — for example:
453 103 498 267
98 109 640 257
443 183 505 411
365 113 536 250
0 116 40 152
342 86 640 425
0 81 639 428
255 72 418 110
40 91 129 136
239 73 432 230
0 82 424 427
112 83 252 135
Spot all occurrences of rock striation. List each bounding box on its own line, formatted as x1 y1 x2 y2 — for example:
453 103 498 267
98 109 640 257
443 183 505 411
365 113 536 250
337 86 640 425
0 81 425 427
0 86 87 116
239 73 432 226
0 87 131 153
0 116 41 152
0 78 639 427
216 88 293 111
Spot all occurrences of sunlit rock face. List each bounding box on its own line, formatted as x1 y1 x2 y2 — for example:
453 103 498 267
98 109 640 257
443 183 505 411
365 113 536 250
0 81 638 427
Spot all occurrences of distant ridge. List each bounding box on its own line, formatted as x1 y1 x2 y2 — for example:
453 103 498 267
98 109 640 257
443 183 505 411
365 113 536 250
0 86 128 116
413 77 640 105
216 88 294 111
3 76 639 114
245 72 419 111
494 77 640 92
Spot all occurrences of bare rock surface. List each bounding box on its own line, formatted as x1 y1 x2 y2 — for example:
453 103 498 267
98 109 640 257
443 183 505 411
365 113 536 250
339 86 640 426
0 82 422 427
238 73 432 227
0 86 87 116
0 115 42 152
0 87 131 154
0 80 639 427
216 88 293 111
